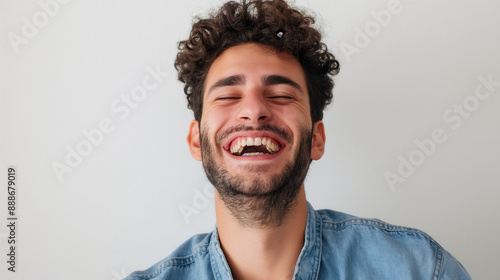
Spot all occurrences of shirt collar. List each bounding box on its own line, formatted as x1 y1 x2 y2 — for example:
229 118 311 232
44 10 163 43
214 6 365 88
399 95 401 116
209 226 233 280
209 201 323 280
293 201 323 280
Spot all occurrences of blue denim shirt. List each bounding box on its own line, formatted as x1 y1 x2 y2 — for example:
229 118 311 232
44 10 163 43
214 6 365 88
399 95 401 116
125 202 471 279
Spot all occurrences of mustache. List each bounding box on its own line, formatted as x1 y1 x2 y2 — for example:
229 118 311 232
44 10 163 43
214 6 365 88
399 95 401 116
216 124 292 145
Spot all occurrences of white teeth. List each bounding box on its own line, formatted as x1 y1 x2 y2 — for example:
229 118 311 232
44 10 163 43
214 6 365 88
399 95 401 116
247 137 254 146
266 142 278 153
266 142 272 152
242 152 265 156
230 136 281 156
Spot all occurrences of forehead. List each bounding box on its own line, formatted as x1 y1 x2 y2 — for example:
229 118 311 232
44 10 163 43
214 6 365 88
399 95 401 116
204 43 308 95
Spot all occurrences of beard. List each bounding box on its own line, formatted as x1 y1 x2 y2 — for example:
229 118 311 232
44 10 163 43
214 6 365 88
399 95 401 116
200 124 312 228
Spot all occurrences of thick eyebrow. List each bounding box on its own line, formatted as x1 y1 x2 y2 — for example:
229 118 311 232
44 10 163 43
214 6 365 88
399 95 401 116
207 75 245 97
263 75 304 94
206 74 304 97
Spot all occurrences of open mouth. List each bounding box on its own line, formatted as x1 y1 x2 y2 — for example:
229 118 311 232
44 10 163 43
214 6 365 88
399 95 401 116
229 137 282 156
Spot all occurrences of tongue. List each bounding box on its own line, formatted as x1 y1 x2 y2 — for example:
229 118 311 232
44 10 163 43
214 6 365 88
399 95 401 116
241 145 270 155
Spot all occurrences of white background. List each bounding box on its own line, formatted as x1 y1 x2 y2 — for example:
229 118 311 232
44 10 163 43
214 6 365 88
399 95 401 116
1 0 499 279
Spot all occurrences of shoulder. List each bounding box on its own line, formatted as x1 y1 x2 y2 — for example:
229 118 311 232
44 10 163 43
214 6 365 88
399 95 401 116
317 208 442 256
124 233 213 280
317 208 432 237
315 208 471 279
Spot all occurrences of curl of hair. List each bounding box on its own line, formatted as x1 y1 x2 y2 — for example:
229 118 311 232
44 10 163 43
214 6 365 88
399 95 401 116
175 0 340 123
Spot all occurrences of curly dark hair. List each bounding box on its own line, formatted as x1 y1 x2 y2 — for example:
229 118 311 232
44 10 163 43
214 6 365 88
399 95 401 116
175 0 340 123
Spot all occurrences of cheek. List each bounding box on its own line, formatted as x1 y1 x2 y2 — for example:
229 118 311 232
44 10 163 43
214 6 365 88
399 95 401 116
281 107 311 130
201 108 227 131
200 109 233 149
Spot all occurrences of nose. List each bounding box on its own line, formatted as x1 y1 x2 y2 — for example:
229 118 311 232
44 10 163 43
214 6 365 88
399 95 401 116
237 90 271 123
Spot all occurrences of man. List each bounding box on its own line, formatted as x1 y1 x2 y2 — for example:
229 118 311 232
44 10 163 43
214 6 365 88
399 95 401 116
126 0 471 279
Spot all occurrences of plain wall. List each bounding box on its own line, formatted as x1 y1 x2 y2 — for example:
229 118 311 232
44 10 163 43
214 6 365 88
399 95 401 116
0 0 498 279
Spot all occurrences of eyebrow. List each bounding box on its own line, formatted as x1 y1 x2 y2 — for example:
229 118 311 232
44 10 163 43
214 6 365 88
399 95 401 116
263 75 304 93
207 75 245 96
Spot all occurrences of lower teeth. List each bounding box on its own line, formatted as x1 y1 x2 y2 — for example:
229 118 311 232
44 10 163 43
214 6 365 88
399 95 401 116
241 152 265 156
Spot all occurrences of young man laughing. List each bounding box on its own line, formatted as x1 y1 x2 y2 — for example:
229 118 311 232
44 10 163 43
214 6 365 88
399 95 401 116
125 1 471 279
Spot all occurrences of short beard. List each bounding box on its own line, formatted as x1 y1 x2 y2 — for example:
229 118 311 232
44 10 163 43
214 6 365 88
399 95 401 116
200 125 312 228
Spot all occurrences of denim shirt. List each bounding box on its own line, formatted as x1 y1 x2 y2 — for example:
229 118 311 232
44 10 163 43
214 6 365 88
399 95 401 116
125 202 471 279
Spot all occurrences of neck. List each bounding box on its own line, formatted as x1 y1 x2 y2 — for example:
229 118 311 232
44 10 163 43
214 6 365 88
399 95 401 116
215 187 308 280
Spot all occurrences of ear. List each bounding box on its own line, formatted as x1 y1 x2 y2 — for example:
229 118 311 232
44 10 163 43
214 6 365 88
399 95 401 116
310 120 326 160
187 120 202 161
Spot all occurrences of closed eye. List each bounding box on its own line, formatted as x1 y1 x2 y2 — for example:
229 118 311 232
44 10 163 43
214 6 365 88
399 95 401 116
215 96 240 101
269 95 293 100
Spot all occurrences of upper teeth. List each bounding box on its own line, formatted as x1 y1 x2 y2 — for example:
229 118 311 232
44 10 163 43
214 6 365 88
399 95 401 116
230 137 280 155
